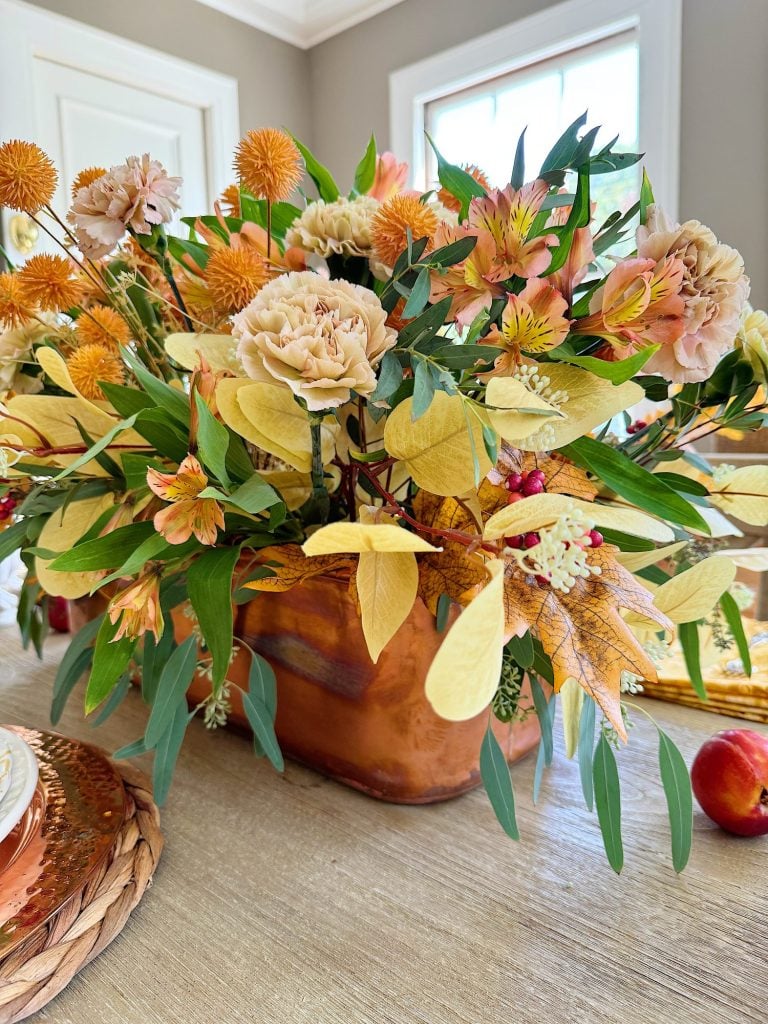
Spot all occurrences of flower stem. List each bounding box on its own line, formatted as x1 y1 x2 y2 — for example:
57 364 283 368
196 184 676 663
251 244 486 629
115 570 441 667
309 418 330 524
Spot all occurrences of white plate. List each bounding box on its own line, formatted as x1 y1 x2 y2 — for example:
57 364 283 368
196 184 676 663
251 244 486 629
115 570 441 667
0 739 11 806
0 728 39 844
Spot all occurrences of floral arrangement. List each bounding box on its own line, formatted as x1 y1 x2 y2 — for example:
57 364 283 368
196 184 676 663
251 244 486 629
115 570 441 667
1 117 767 871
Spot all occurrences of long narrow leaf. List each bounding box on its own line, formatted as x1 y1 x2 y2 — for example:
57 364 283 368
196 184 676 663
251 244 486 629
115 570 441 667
578 695 596 811
719 591 752 676
186 546 240 688
152 698 192 804
658 728 693 873
593 732 623 873
678 621 706 700
480 725 519 840
144 636 198 748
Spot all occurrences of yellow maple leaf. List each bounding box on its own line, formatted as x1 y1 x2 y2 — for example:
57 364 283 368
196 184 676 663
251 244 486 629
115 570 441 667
243 544 354 592
503 545 671 738
417 542 489 615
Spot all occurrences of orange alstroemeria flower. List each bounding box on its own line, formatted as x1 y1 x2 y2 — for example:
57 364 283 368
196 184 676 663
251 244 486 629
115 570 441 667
429 222 505 327
468 180 558 282
481 279 571 375
147 454 224 546
546 198 595 305
573 255 686 351
368 151 408 202
108 572 164 643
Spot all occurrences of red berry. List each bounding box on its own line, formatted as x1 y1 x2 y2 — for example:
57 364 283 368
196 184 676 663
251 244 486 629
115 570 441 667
505 472 523 492
505 534 524 549
506 491 524 504
527 469 546 483
588 529 604 548
535 574 550 587
523 532 540 549
521 477 545 496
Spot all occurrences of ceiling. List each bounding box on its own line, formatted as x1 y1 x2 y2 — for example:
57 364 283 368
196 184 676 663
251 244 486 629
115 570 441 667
192 0 406 48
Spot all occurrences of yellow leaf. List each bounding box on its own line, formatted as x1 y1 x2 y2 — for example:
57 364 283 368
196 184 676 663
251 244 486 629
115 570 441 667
165 332 240 373
303 521 439 555
710 466 768 526
425 561 504 721
216 378 336 473
35 493 115 598
653 555 737 623
357 549 419 663
484 377 559 442
483 492 675 542
517 364 643 451
560 678 584 760
615 541 688 573
383 391 491 496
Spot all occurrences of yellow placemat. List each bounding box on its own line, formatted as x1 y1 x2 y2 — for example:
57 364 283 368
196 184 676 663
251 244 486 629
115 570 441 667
642 620 768 722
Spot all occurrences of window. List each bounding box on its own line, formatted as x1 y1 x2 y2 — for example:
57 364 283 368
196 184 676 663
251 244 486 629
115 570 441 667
390 0 681 217
426 31 639 231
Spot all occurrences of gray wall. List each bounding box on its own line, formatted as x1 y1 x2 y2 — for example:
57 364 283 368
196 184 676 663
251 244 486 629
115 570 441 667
309 0 768 306
26 0 312 142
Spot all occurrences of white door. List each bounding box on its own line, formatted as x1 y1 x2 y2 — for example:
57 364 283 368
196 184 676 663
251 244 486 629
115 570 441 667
0 0 239 262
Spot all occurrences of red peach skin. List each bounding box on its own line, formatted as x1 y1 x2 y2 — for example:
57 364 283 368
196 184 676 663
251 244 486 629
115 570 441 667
691 729 768 837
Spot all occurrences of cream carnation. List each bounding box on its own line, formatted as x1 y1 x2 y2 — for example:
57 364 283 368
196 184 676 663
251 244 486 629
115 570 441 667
69 154 181 258
285 196 379 258
736 303 768 383
233 271 397 411
638 205 749 383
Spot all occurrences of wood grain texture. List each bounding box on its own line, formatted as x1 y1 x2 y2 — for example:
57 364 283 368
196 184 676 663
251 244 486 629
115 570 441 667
1 628 766 1024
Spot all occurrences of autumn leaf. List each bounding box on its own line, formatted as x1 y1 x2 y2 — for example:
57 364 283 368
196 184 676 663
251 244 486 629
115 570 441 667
503 545 671 738
652 555 737 623
494 447 598 501
302 520 439 555
244 544 354 592
357 548 419 662
165 332 240 372
418 542 488 614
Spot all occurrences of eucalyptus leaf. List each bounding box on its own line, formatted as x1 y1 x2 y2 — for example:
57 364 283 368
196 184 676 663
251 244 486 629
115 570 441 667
51 614 103 724
480 725 519 840
578 695 596 811
152 698 192 804
144 635 198 748
719 591 752 676
658 728 693 873
679 621 706 700
186 546 240 688
593 732 623 873
195 392 231 486
85 615 138 714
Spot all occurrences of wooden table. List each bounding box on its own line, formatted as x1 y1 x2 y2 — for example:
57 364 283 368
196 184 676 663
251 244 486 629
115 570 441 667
2 629 766 1024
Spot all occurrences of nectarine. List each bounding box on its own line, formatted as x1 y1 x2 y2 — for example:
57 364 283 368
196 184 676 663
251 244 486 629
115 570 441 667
691 729 768 837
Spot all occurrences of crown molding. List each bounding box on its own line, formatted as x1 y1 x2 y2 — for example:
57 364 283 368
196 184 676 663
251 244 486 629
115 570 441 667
191 0 405 48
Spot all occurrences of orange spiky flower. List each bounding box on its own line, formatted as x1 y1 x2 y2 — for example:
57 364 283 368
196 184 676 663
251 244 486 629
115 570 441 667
218 183 241 218
371 192 439 267
234 128 302 203
437 164 490 214
66 342 125 400
204 245 270 314
70 166 107 200
0 272 36 328
17 254 83 312
75 304 131 348
0 140 57 213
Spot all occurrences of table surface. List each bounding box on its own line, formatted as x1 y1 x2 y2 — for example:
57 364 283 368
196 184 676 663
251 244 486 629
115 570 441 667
1 629 766 1024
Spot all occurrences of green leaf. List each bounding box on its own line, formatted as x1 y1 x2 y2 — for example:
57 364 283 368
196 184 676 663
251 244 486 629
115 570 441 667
247 649 277 717
543 166 590 277
411 359 437 420
53 414 137 480
243 654 283 771
426 234 477 267
0 518 32 563
593 732 623 873
564 437 710 534
50 521 157 572
90 674 132 727
51 614 103 723
653 472 709 497
511 127 526 189
371 351 403 403
679 621 706 700
426 133 486 219
124 350 190 426
531 676 556 804
152 698 191 805
432 343 500 370
402 266 431 318
480 725 519 840
141 622 177 706
120 452 161 490
134 408 189 462
168 235 209 269
720 590 752 676
578 695 596 811
186 546 240 688
352 134 377 194
396 295 452 348
112 737 149 760
200 473 280 516
435 591 451 633
234 198 302 240
291 135 339 202
144 635 198 747
195 392 230 486
539 112 588 175
550 345 659 383
657 728 693 873
85 614 138 714
506 631 534 670
73 419 124 479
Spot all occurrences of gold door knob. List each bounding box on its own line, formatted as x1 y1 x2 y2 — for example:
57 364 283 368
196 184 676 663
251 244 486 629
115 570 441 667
8 213 39 255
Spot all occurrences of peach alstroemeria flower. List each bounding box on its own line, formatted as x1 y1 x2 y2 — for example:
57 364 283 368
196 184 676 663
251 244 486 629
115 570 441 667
368 152 408 202
573 255 686 351
108 571 164 643
468 180 558 282
482 279 571 375
147 454 224 546
429 222 504 327
546 199 595 305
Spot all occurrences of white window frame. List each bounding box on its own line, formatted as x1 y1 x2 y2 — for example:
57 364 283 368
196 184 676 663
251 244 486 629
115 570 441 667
390 0 682 218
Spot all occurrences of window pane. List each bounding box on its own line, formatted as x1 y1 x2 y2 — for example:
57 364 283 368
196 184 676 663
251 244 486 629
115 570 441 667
431 94 495 173
494 72 561 186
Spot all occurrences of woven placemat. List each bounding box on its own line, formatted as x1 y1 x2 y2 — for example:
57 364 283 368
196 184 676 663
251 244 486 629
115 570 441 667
0 761 163 1023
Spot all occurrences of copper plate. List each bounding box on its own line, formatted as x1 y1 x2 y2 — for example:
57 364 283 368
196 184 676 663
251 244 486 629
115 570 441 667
0 727 126 957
